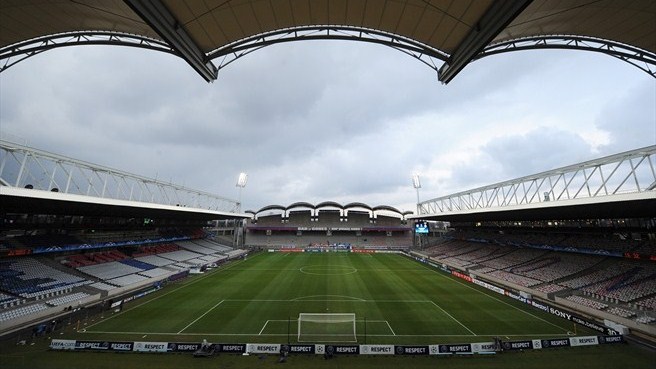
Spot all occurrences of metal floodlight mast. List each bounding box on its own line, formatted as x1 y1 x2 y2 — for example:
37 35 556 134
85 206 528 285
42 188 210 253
236 172 248 212
412 174 421 215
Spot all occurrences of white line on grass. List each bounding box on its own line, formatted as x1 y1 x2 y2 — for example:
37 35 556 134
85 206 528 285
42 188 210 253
416 261 570 333
385 321 397 336
291 295 367 302
429 300 477 336
177 299 225 334
84 253 263 331
82 331 574 337
258 320 270 335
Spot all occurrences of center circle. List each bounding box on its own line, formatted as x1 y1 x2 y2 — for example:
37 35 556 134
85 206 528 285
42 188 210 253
299 266 358 275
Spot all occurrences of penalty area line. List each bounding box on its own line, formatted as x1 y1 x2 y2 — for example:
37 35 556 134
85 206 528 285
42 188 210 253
385 320 397 336
259 320 270 335
177 299 225 334
429 300 477 336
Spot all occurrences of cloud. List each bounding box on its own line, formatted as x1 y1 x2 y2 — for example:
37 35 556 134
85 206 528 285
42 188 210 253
595 80 656 153
1 41 654 212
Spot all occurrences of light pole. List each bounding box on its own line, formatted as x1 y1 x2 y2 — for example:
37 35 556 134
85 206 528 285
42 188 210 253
236 172 248 212
412 173 421 216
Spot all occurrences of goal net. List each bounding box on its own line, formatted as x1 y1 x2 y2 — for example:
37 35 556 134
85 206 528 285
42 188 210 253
297 313 356 342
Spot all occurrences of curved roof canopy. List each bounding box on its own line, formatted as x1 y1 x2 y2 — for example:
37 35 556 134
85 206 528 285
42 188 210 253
248 202 410 217
1 0 654 81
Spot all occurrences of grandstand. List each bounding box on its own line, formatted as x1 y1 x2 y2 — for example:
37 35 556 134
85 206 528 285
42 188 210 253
1 145 655 345
0 185 247 332
1 1 655 367
418 225 656 336
245 202 413 249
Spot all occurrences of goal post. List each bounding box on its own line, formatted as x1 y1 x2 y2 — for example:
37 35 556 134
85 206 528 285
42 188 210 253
297 313 356 342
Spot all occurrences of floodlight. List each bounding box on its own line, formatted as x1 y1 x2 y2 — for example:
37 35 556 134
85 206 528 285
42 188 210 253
236 172 248 188
412 174 421 189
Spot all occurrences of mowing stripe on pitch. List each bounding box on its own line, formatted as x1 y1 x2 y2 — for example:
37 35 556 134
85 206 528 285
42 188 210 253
85 253 263 330
429 300 476 336
414 258 570 333
177 299 225 334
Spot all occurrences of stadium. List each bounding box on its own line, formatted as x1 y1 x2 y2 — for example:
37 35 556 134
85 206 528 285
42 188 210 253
1 1 655 369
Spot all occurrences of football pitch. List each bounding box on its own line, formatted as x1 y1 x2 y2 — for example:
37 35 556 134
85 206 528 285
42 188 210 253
81 251 581 344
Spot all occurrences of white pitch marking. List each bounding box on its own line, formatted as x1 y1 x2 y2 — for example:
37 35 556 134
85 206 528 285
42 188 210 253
429 300 476 336
177 299 225 334
259 320 270 335
385 321 397 336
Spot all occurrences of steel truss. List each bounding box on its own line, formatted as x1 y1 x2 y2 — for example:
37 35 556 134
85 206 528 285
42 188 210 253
2 31 654 80
0 32 175 73
207 26 448 77
419 146 656 215
0 140 239 213
478 36 656 78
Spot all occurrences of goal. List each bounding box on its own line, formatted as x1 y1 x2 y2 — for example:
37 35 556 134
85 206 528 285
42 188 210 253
297 313 357 342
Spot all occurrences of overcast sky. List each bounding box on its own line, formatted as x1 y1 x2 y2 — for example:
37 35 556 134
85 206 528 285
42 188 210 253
1 41 654 214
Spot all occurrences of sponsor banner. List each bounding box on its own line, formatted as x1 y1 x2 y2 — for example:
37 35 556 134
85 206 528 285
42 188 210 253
569 336 598 347
108 342 134 351
110 300 123 308
247 343 280 354
437 344 472 354
279 248 303 253
502 341 533 351
428 345 440 355
75 341 110 350
352 249 376 254
167 342 201 352
541 338 570 349
50 339 76 350
33 236 190 254
8 249 32 256
503 288 617 336
218 344 246 353
470 342 497 353
287 344 315 354
325 345 359 355
505 291 529 304
532 340 543 349
394 345 430 355
599 335 624 344
451 271 472 282
123 287 159 304
314 345 325 355
472 279 505 295
360 345 394 355
133 341 168 353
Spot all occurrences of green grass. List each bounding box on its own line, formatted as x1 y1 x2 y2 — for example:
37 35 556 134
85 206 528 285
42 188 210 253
82 252 577 344
1 251 654 368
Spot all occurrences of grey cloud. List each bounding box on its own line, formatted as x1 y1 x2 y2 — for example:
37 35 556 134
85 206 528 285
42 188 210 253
451 128 593 190
2 41 654 212
595 80 656 153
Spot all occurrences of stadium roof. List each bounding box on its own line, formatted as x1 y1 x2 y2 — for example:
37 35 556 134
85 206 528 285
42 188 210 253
415 191 656 223
0 186 249 221
246 202 412 217
413 145 656 223
1 0 654 81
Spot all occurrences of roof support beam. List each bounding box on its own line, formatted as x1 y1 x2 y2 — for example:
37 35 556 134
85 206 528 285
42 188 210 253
438 0 533 84
124 0 218 82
